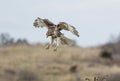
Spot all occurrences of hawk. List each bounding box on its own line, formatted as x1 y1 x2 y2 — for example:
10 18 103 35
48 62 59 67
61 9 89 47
33 17 79 51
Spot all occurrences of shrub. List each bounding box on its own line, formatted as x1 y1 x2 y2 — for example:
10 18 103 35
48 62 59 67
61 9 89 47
17 70 38 81
4 69 16 76
100 50 112 59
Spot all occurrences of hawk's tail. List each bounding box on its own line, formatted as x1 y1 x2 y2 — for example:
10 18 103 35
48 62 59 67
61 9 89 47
60 36 73 46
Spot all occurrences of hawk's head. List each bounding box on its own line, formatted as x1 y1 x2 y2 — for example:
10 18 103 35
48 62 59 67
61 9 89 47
33 17 46 28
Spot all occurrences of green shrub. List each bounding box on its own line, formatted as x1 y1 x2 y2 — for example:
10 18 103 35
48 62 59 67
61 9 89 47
100 50 112 59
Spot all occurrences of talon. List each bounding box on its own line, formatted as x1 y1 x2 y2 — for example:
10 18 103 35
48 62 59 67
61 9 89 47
45 45 49 49
54 48 57 51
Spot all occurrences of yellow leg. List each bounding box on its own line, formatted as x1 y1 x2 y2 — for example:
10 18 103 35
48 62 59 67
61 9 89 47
54 37 60 51
45 36 54 49
45 44 49 49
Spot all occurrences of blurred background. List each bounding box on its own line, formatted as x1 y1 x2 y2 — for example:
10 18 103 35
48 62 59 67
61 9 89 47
0 0 120 81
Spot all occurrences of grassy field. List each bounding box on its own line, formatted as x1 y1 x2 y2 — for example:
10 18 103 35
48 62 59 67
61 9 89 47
0 45 120 81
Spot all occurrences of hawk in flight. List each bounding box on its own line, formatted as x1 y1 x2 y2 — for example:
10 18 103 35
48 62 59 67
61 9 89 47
33 17 79 51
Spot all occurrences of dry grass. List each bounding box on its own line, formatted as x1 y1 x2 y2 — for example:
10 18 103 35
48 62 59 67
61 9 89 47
0 45 120 81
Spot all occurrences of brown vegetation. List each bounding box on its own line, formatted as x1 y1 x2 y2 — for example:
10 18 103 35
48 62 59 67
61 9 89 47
0 45 120 81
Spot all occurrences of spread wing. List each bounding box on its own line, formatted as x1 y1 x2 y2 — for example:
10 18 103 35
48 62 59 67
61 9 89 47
33 17 55 28
57 22 79 37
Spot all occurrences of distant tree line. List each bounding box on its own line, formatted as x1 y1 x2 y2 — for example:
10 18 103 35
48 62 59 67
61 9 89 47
0 33 29 46
0 33 78 47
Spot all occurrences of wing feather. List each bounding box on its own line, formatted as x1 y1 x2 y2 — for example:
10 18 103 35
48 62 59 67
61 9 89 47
57 22 79 37
33 17 55 28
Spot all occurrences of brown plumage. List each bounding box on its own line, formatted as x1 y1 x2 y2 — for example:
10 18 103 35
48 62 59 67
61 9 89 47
33 17 79 51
